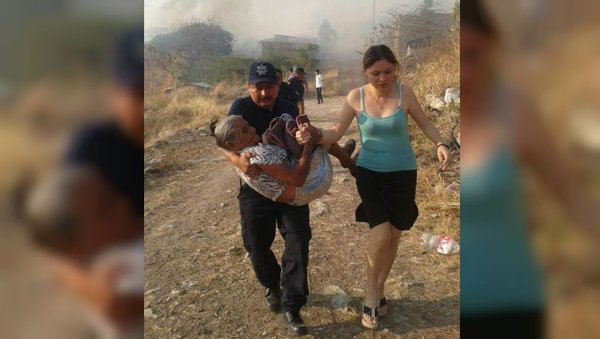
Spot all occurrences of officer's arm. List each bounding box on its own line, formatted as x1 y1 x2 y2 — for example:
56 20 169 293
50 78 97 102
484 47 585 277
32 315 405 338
222 150 257 176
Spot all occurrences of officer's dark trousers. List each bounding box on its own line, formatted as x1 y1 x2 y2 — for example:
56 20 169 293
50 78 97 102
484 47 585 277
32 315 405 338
238 184 311 313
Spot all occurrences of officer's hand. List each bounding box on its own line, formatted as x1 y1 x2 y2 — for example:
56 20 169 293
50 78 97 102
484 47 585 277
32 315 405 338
239 152 261 177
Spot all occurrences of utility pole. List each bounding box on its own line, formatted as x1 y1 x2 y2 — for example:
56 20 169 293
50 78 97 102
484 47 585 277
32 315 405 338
372 0 376 43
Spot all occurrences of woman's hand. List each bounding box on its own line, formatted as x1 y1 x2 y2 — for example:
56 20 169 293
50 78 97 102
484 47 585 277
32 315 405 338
437 145 451 170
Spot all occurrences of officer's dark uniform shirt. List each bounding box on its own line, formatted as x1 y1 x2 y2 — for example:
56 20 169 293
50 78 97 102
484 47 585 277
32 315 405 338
228 96 299 136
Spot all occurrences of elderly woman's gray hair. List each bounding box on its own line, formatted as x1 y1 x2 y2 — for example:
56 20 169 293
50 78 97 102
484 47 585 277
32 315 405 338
213 115 244 149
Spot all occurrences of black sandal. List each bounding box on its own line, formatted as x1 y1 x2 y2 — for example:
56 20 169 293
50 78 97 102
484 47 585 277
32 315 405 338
361 304 379 329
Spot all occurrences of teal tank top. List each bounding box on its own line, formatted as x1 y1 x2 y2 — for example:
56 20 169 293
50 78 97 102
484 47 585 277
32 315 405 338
461 146 544 315
356 83 417 172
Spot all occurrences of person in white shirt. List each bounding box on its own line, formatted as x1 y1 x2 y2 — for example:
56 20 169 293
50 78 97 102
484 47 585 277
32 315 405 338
315 69 324 104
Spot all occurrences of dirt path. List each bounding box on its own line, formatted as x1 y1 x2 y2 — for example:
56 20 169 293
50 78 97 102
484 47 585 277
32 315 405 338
144 96 459 338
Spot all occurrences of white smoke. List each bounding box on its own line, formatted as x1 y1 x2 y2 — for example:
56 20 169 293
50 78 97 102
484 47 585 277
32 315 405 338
145 0 454 58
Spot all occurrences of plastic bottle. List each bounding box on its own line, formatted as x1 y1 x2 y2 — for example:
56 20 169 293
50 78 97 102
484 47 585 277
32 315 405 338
422 233 460 255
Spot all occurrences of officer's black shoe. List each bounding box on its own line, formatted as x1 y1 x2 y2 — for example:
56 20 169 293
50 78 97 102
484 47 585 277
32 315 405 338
265 287 281 312
283 310 307 336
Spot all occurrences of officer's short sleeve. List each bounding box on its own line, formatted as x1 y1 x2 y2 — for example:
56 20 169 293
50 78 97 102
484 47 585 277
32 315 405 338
228 99 242 116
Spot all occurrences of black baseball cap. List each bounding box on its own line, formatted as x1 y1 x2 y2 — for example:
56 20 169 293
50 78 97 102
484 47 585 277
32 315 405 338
248 62 277 84
295 67 305 74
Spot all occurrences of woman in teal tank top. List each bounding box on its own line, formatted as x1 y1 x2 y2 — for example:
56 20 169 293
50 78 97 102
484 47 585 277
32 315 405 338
296 45 453 329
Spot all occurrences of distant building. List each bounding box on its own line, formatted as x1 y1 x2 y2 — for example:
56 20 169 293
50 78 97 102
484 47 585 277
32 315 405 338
259 34 318 58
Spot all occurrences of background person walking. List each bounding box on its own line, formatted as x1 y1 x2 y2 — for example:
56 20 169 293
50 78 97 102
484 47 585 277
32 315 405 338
315 69 324 104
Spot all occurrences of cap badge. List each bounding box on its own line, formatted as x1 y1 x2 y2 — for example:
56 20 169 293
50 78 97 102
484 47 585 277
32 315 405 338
256 64 268 76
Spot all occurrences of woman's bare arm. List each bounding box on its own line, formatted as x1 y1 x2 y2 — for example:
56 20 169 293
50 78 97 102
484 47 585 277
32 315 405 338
404 85 451 169
296 90 358 145
404 85 445 144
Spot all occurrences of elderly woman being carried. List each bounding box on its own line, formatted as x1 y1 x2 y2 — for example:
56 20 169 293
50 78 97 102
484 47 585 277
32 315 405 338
213 114 343 205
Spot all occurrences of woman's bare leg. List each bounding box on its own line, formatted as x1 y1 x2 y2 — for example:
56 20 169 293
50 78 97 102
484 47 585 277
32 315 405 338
377 227 402 300
365 222 392 309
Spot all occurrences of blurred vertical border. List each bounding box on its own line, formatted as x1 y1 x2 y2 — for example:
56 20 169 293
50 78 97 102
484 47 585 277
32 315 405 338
461 0 600 337
0 0 142 338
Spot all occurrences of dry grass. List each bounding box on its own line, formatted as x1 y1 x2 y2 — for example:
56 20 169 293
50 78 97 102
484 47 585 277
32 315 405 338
322 69 341 97
144 80 246 147
407 33 460 102
319 68 365 97
144 87 228 146
211 81 246 102
404 34 461 227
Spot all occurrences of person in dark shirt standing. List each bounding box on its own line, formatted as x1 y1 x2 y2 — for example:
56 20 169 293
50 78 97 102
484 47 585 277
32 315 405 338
275 68 300 106
288 67 309 115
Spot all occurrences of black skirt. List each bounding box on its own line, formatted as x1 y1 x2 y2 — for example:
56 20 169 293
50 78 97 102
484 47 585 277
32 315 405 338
355 166 418 230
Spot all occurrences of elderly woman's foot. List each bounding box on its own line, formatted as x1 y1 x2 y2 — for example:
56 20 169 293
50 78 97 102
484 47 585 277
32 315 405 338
342 139 356 156
339 139 357 177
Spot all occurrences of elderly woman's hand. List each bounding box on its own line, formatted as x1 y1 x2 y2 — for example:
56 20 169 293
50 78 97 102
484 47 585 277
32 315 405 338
437 145 452 170
295 124 313 145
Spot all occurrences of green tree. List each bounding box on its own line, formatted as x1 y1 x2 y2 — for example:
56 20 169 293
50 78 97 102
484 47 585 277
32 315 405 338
205 55 256 84
318 20 337 48
268 55 296 74
148 22 234 82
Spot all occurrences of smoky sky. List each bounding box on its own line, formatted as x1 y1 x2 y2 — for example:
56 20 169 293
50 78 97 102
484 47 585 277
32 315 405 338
145 0 454 55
